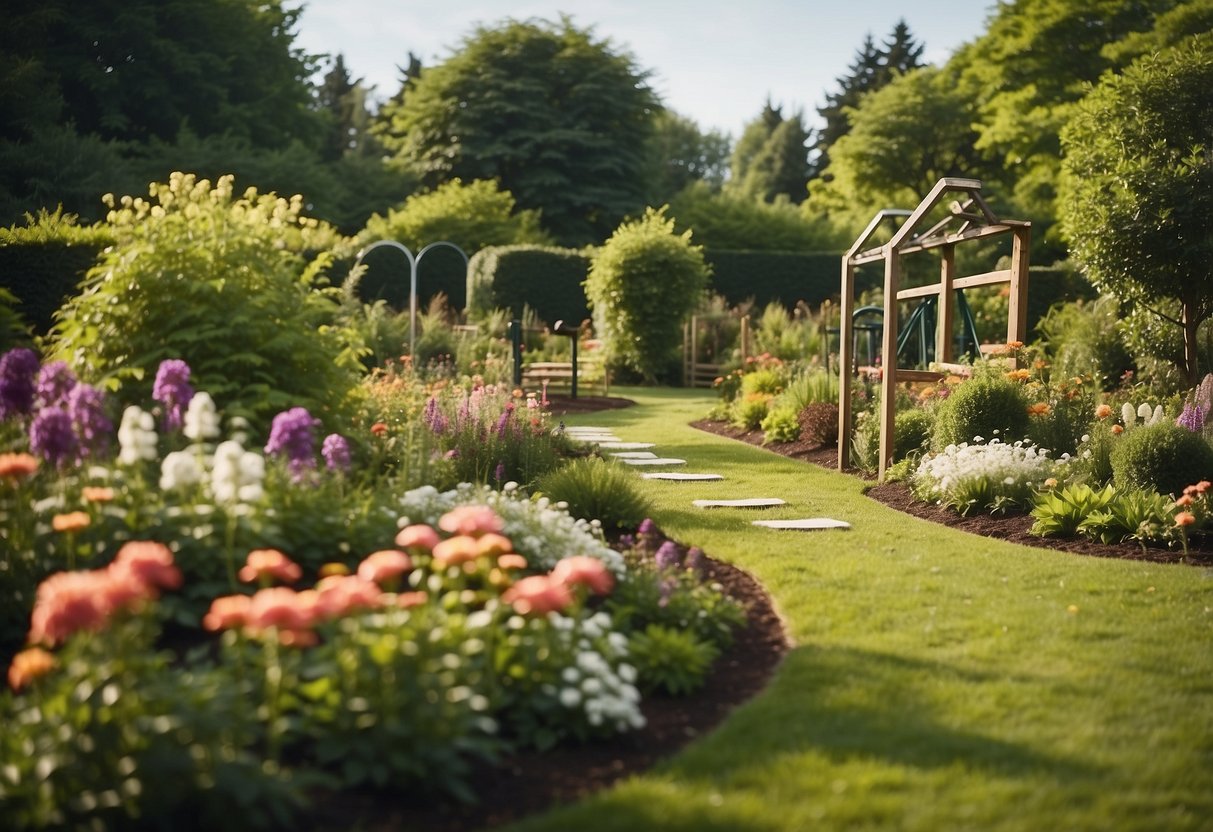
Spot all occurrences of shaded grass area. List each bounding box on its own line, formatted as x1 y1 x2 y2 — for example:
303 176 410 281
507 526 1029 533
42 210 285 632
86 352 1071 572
505 387 1213 832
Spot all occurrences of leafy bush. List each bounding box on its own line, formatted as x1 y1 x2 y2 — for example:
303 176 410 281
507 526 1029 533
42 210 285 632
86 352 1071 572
669 181 845 253
1110 421 1213 497
761 405 800 444
1037 295 1134 391
732 393 773 431
1030 483 1117 538
45 173 361 432
851 405 933 474
627 624 719 696
932 372 1032 450
894 408 934 459
585 207 710 382
798 401 839 445
535 457 653 531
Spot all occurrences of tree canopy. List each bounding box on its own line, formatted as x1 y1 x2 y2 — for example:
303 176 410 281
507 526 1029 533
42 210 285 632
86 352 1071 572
639 110 730 207
1059 33 1213 383
374 16 659 246
729 103 812 205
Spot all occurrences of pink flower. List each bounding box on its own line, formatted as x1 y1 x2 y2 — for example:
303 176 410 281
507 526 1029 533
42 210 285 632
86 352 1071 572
239 549 302 585
357 549 413 586
501 575 573 616
497 553 528 570
203 594 253 631
395 524 441 552
1175 511 1196 527
315 575 383 619
431 535 482 568
551 556 614 595
395 591 428 609
246 587 316 631
109 541 182 593
27 571 115 646
437 505 504 537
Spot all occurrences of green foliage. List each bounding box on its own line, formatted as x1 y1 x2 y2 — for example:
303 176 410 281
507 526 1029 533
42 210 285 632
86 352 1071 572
728 101 812 204
0 286 28 352
1110 421 1213 497
670 183 844 252
1078 488 1175 546
585 207 710 382
374 15 658 245
705 249 844 309
779 366 839 410
639 111 730 206
732 393 773 431
894 408 934 460
626 624 719 696
45 173 361 431
932 373 1032 450
467 245 593 324
1037 294 1134 391
1030 483 1117 537
1059 33 1213 383
535 458 653 531
362 178 550 256
761 406 801 444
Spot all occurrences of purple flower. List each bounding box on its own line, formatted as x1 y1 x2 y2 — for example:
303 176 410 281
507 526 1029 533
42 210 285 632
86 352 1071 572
152 359 194 432
637 518 658 537
35 361 77 409
494 461 506 482
658 576 679 608
30 407 78 469
1177 399 1208 433
685 546 705 574
654 541 682 571
0 347 39 420
265 407 320 478
495 409 511 439
67 383 113 458
617 533 636 550
321 433 351 473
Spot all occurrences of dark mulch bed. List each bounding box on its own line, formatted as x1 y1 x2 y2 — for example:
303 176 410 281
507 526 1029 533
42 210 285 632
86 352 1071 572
691 418 1213 567
318 556 790 832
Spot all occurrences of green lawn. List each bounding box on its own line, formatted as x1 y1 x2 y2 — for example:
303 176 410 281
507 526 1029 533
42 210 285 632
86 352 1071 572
505 387 1213 831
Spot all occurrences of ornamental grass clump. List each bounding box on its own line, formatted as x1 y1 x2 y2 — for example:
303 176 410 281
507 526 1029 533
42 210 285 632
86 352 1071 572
535 457 653 531
912 436 1058 515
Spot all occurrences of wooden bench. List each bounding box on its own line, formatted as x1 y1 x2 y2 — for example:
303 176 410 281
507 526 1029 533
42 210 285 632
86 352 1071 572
521 357 610 396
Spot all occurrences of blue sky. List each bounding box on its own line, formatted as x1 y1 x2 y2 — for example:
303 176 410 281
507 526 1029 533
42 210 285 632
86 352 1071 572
292 0 996 139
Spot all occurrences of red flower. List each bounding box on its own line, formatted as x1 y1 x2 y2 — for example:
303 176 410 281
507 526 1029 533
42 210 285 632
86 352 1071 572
239 549 302 585
110 541 182 593
8 647 56 692
315 575 383 619
551 555 614 595
371 422 388 437
501 575 573 616
246 587 316 631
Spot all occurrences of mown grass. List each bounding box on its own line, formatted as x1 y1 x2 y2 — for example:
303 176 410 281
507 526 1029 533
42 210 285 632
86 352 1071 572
504 387 1213 832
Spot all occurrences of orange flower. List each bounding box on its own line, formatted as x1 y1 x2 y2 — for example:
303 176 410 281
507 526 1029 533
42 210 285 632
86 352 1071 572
1175 511 1196 527
1027 402 1051 416
1111 424 1124 435
497 553 528 570
370 422 388 437
1094 404 1113 419
1034 359 1049 370
1005 369 1031 382
52 511 91 533
1044 478 1058 488
476 533 513 558
0 452 38 480
357 549 413 586
501 575 573 616
203 594 253 631
395 524 441 552
1176 495 1195 508
8 647 57 692
431 535 482 568
512 388 523 398
551 556 614 595
315 575 382 619
82 486 115 503
919 387 936 400
110 541 182 594
27 571 115 646
1196 481 1211 494
319 562 350 578
438 505 505 537
239 549 302 585
246 587 317 632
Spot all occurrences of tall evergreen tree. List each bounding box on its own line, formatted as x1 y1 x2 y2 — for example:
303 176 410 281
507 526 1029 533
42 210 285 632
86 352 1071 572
730 107 813 205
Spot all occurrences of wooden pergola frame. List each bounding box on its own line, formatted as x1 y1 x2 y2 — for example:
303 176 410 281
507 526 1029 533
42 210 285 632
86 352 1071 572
837 178 1032 478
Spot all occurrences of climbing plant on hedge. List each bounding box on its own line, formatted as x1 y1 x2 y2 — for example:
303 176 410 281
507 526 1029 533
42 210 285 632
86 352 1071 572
584 207 709 382
46 173 362 431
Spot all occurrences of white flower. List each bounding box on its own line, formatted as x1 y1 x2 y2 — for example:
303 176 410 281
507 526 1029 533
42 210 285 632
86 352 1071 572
1122 402 1137 426
117 406 158 465
559 687 582 708
160 450 202 491
182 392 220 441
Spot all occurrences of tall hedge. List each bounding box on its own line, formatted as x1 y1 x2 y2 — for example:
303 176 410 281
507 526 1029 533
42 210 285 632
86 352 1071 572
467 245 593 325
705 250 841 308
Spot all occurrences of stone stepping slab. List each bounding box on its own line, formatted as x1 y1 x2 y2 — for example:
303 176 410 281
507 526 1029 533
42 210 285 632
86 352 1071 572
693 498 787 509
610 451 658 459
641 473 724 482
564 426 615 433
597 441 656 450
568 435 620 444
752 518 851 530
620 457 686 466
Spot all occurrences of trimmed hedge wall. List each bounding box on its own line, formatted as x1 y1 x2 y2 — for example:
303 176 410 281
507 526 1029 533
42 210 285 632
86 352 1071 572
467 245 593 325
0 239 110 335
704 250 842 308
328 245 470 311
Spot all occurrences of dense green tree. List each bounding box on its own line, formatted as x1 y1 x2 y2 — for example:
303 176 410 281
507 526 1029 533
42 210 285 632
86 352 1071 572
374 16 659 245
316 54 380 162
640 110 730 206
669 181 845 251
729 105 813 204
811 22 924 178
809 66 980 223
1059 34 1213 384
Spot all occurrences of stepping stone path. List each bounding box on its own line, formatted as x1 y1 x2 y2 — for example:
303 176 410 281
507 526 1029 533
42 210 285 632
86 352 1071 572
692 498 786 509
597 441 656 450
610 451 658 459
620 457 687 466
752 518 851 530
641 472 725 482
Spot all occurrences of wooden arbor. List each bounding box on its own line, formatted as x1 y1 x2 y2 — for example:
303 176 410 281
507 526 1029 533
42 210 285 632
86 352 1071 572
837 178 1031 477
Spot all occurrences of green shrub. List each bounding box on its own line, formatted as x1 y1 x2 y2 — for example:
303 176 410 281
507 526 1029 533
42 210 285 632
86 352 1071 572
895 408 934 459
45 173 361 432
626 624 719 696
1110 422 1213 497
1030 483 1117 538
585 207 710 382
732 394 773 431
1037 295 1134 391
932 373 1032 450
467 245 593 323
761 405 800 444
851 406 933 474
535 458 653 531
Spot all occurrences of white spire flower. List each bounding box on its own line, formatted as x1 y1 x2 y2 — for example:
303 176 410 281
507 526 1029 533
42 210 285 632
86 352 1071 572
183 391 221 441
117 406 158 465
160 450 202 491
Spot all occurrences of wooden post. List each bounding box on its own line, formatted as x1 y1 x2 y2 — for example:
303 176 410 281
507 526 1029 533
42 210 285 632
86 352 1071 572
740 315 750 367
879 249 900 479
682 320 690 387
1007 225 1031 350
838 259 855 471
690 316 699 387
937 244 955 364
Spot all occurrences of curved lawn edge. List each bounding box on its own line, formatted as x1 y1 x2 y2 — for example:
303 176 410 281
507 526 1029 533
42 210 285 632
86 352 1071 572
498 387 1213 832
